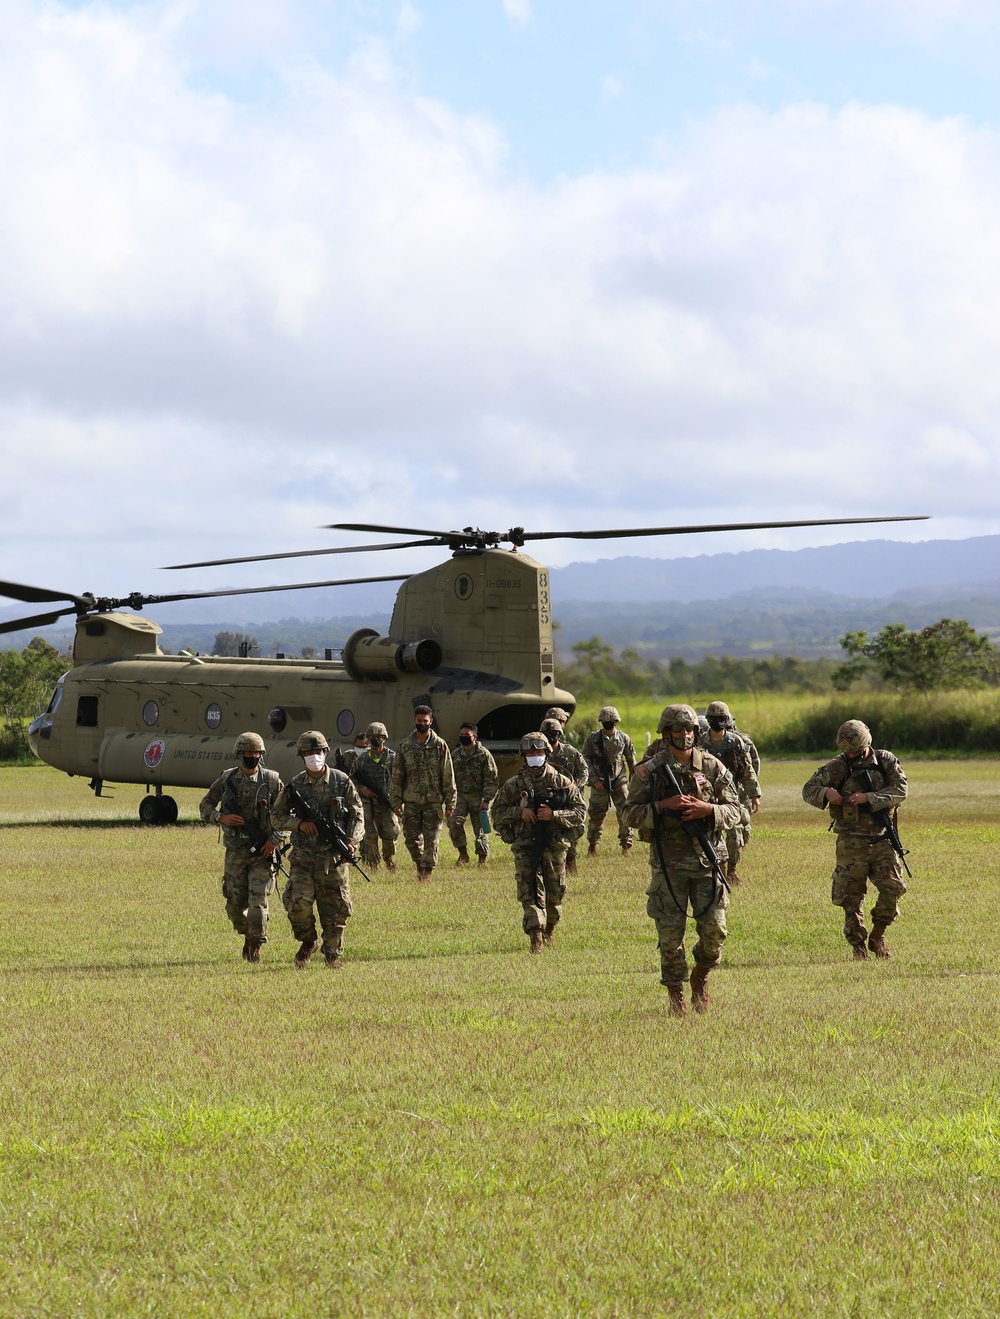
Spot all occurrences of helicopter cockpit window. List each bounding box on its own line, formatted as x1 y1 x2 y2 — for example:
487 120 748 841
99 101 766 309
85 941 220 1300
205 704 222 730
46 686 63 715
142 700 159 726
268 707 287 734
76 696 99 728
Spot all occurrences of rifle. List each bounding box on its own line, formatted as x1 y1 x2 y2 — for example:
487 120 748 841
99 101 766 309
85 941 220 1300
842 755 912 878
221 771 288 874
648 755 730 918
354 756 394 810
592 734 616 793
285 782 372 883
523 782 570 912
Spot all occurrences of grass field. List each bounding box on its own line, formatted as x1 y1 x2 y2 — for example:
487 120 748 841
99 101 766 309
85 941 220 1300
2 762 1000 1315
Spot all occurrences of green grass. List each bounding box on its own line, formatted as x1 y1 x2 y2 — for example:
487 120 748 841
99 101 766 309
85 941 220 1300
2 764 1000 1315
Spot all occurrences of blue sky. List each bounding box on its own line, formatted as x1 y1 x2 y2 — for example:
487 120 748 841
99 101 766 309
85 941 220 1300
2 0 1000 605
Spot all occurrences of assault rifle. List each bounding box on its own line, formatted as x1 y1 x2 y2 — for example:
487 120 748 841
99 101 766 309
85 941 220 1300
221 772 287 873
354 758 394 811
842 755 912 878
648 755 730 916
285 782 372 883
523 783 570 912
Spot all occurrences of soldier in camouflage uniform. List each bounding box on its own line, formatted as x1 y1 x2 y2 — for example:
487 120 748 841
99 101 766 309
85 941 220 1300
200 731 284 962
802 719 908 961
491 732 586 953
583 705 637 855
391 705 457 881
700 700 761 885
271 730 364 968
338 730 369 776
448 722 499 867
622 705 740 1017
350 721 399 872
541 717 588 875
545 707 572 728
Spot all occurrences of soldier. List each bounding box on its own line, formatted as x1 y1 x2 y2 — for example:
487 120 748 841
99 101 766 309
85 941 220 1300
545 707 572 728
350 721 399 872
700 700 761 885
583 705 637 855
338 730 369 775
490 732 586 953
271 730 364 968
802 719 908 961
622 704 741 1017
541 717 588 875
448 722 499 867
199 731 284 963
391 705 457 881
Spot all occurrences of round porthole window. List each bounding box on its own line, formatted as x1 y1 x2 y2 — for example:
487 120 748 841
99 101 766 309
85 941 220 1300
142 700 159 726
205 703 222 730
336 709 355 738
268 707 287 734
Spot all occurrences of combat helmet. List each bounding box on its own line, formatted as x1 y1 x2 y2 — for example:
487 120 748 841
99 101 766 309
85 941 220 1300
706 700 732 725
232 731 265 757
657 704 700 733
598 705 620 725
837 720 872 754
296 729 330 755
545 706 571 726
520 731 552 756
540 718 563 742
366 721 388 740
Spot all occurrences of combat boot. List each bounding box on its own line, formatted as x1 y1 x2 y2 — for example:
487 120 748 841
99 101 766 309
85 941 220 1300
620 839 632 856
728 870 743 886
477 853 488 868
690 962 712 1014
240 936 250 961
587 842 598 857
529 930 544 955
566 856 577 876
542 924 556 947
852 943 869 962
294 938 319 968
869 922 891 959
245 937 262 964
456 848 470 867
664 984 686 1018
325 926 346 969
386 858 397 873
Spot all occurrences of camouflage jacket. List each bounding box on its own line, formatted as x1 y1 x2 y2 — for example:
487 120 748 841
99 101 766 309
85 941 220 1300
698 730 761 803
550 742 589 789
622 746 740 867
802 749 907 837
490 764 586 846
271 767 364 855
583 729 637 787
452 742 499 803
391 730 457 810
200 767 284 851
350 748 396 807
337 747 360 775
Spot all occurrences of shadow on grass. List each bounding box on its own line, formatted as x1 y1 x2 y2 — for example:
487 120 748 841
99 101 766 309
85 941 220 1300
0 819 203 831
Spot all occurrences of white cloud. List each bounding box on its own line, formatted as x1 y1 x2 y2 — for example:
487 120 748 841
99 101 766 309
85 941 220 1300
502 0 534 29
395 2 423 43
1 1 999 601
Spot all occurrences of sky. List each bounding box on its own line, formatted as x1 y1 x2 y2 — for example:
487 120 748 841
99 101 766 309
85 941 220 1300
2 0 1000 620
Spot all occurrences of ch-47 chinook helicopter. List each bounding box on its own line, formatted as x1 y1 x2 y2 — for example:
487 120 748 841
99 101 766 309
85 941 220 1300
4 515 926 823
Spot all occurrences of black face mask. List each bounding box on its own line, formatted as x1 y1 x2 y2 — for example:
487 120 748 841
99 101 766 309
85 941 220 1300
370 740 384 751
708 718 729 732
242 756 261 771
415 724 432 734
459 734 474 746
602 723 616 733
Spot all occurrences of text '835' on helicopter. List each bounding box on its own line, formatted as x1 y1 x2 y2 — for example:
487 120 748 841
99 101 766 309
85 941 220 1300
5 515 927 823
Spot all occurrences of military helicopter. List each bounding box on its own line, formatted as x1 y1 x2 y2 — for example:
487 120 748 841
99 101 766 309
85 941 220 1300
4 515 926 823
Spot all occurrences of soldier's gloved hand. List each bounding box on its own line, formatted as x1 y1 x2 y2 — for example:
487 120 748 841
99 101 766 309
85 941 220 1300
825 788 844 806
219 813 244 827
536 803 554 822
299 821 320 837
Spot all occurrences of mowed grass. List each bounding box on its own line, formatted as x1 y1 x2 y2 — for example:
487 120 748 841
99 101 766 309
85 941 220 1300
1 765 1000 1315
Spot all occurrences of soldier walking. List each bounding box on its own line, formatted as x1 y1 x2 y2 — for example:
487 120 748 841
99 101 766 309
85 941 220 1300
350 721 400 872
802 719 908 960
541 717 588 875
699 700 761 885
271 730 364 968
491 732 586 953
622 705 740 1017
448 722 499 867
199 731 284 962
391 706 456 881
583 705 637 855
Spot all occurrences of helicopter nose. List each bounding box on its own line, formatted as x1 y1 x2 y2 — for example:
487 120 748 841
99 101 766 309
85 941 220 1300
27 713 52 758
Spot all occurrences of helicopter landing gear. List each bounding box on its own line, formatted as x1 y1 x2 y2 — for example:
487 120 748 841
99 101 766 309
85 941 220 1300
138 793 178 825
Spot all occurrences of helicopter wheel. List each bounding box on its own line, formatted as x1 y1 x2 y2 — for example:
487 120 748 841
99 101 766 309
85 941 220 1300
158 796 179 824
139 795 178 825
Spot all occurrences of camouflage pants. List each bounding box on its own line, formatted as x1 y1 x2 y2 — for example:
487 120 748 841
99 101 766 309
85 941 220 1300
512 840 570 934
449 795 490 858
402 803 445 872
587 779 632 847
221 849 276 940
361 799 399 867
831 833 906 946
725 805 753 873
646 859 728 986
281 851 353 958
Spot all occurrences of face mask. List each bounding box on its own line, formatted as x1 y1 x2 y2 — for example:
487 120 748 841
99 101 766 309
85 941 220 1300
525 754 546 768
602 723 616 733
370 740 384 751
303 752 326 772
415 724 431 735
241 756 261 771
708 719 729 732
459 734 474 746
668 729 696 751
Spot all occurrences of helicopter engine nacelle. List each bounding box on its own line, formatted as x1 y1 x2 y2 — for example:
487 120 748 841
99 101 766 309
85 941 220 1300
343 628 443 682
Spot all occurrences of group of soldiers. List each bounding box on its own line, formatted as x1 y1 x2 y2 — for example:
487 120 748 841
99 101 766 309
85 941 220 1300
199 701 908 1017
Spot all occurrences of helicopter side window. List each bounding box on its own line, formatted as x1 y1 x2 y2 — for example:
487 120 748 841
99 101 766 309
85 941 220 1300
143 700 159 726
76 696 99 728
46 686 63 715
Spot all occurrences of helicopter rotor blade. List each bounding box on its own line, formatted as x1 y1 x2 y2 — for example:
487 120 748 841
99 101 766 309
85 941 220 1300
163 539 442 570
131 573 411 608
0 607 80 635
0 579 93 607
328 522 459 539
516 515 930 543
